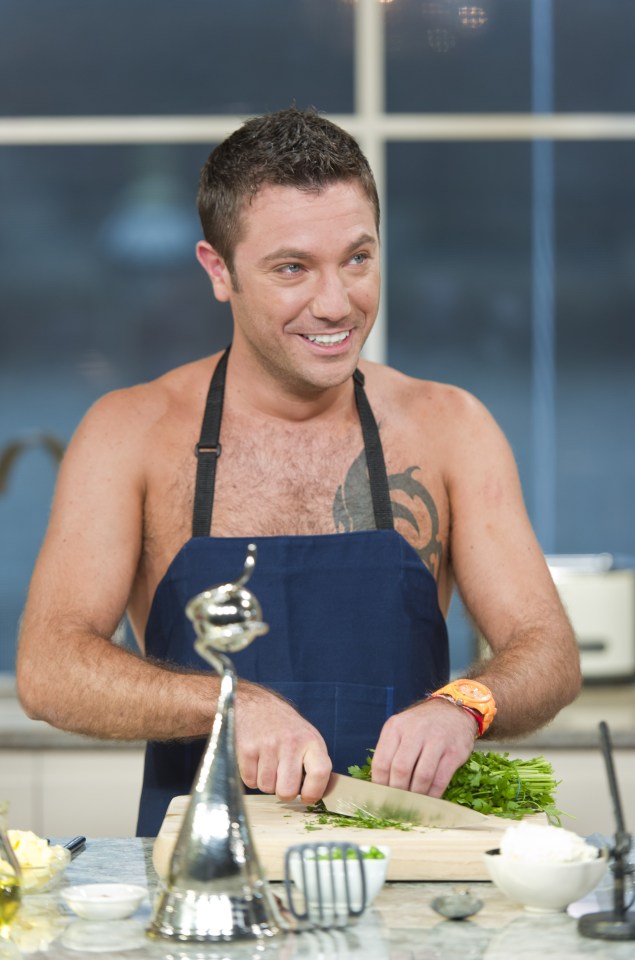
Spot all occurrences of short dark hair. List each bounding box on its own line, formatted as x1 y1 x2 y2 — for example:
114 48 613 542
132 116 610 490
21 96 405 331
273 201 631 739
197 106 380 276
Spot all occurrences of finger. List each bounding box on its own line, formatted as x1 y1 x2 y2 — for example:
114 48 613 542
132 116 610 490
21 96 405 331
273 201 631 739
255 744 280 795
421 749 463 798
238 745 259 791
274 750 305 802
298 744 332 805
417 732 475 797
369 718 402 786
393 737 445 793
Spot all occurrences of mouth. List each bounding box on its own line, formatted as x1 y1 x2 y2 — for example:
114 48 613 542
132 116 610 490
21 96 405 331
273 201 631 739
300 331 351 346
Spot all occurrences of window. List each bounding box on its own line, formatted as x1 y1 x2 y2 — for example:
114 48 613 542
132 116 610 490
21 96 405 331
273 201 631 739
1 1 633 673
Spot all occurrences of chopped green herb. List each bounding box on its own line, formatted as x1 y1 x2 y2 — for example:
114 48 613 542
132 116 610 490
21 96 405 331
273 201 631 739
305 800 413 831
315 846 386 860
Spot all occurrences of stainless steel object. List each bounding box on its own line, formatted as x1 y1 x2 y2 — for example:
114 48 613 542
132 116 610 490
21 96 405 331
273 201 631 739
322 772 489 828
431 889 484 920
283 842 367 930
147 544 286 943
578 721 635 942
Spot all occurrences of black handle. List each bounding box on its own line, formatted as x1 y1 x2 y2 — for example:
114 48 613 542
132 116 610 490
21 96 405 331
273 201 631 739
64 836 87 859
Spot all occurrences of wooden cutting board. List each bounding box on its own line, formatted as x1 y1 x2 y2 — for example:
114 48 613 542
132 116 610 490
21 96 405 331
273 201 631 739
152 794 516 882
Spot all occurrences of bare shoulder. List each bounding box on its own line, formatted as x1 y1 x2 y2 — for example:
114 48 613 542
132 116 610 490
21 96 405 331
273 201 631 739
68 356 216 459
359 359 497 438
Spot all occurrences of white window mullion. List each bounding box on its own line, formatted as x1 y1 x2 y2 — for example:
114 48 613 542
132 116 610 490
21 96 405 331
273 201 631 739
353 0 388 364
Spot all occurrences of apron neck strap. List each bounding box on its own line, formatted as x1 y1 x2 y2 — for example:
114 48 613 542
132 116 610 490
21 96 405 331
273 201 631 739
192 346 229 539
192 345 394 537
352 368 394 530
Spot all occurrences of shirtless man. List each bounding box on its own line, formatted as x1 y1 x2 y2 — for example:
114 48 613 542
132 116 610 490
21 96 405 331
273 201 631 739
16 107 581 835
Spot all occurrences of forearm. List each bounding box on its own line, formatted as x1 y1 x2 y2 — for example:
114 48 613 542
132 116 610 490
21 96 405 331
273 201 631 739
469 623 582 739
17 624 221 741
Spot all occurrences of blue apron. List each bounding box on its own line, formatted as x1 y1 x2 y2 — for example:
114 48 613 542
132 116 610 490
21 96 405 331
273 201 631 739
137 348 449 836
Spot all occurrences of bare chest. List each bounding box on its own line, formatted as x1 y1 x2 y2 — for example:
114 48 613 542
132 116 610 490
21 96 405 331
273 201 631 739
143 418 369 554
211 423 370 536
142 410 448 585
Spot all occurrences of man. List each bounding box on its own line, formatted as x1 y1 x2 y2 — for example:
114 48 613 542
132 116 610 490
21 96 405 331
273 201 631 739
17 107 581 836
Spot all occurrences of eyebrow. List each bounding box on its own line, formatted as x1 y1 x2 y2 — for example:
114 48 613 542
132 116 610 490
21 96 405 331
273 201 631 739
259 233 378 266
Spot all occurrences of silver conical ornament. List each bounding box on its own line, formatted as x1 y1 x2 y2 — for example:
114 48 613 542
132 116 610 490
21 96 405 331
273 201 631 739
147 544 286 942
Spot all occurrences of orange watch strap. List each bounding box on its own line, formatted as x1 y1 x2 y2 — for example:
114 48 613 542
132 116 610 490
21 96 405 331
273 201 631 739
429 679 496 735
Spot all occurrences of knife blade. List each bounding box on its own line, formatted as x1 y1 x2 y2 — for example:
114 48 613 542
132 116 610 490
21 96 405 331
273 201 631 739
321 773 490 829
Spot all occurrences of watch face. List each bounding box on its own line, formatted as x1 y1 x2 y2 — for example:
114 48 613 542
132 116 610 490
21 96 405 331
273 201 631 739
456 681 492 703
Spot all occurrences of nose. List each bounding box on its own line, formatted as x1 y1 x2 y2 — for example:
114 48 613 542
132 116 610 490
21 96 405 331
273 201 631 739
310 270 350 322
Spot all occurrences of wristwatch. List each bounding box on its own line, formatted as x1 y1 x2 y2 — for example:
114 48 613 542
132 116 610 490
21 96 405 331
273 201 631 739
428 679 497 736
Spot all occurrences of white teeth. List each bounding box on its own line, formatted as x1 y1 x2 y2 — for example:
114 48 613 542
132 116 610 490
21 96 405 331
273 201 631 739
304 331 349 345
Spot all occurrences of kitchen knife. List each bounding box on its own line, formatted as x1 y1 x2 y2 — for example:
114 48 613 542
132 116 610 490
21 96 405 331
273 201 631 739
321 773 490 829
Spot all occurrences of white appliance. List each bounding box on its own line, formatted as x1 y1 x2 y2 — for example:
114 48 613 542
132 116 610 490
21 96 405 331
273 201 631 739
547 555 635 681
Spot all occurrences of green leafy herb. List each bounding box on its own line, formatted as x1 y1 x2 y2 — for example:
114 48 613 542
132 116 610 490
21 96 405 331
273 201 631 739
346 750 565 826
315 846 386 860
348 754 374 782
443 751 565 825
305 800 413 831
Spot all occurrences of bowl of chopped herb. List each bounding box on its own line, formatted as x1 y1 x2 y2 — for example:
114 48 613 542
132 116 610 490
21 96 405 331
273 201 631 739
286 844 390 919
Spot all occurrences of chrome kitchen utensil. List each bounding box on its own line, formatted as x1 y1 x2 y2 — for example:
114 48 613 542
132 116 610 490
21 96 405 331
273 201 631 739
431 889 484 920
322 773 490 829
283 842 367 930
147 545 285 943
578 721 635 942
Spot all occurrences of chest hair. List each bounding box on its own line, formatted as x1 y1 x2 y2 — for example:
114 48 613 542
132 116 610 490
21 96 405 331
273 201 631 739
211 421 371 536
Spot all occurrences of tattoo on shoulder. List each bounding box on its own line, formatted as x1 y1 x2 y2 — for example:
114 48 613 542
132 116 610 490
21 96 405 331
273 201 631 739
333 450 443 575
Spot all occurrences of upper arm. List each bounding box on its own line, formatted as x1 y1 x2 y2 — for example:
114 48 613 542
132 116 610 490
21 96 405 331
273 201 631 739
442 390 566 651
20 388 148 646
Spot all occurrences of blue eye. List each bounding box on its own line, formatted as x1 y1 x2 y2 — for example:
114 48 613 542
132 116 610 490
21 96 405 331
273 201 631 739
279 263 302 274
351 253 368 265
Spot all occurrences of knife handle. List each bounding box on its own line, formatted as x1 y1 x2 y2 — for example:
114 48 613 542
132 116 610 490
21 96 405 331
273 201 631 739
64 836 87 859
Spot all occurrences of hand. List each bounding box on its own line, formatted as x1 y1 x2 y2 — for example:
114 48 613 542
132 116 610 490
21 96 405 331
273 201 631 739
370 698 477 798
235 684 332 803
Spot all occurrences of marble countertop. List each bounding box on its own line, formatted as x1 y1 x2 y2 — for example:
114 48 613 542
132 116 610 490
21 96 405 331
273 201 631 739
7 837 635 959
2 678 634 750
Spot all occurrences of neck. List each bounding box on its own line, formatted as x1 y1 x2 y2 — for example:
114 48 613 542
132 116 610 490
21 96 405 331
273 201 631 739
223 344 358 425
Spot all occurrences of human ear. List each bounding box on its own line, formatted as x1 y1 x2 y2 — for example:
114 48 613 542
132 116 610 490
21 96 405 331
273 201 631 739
196 241 232 302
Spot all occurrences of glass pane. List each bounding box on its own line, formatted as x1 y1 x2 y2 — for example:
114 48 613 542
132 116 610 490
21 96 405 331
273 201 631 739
0 144 231 672
385 0 531 113
555 0 635 112
0 0 353 117
555 142 635 555
386 141 532 669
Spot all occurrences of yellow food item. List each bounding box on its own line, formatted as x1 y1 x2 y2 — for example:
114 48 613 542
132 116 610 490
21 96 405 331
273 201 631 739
8 830 69 892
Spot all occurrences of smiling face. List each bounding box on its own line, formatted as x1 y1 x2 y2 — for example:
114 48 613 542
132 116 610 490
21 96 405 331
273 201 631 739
196 180 380 400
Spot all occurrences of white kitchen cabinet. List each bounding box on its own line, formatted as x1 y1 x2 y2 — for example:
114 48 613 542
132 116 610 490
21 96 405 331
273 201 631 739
1 748 145 837
0 751 37 828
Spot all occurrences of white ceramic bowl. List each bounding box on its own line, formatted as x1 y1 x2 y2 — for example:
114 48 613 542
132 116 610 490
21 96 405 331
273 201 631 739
483 846 608 913
61 883 147 920
287 845 390 920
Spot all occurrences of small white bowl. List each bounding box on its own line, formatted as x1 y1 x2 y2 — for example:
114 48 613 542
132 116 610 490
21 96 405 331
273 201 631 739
483 847 608 913
287 845 390 920
61 883 147 920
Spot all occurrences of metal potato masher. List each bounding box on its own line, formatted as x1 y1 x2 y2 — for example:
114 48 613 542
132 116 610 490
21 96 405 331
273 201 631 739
283 842 368 930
